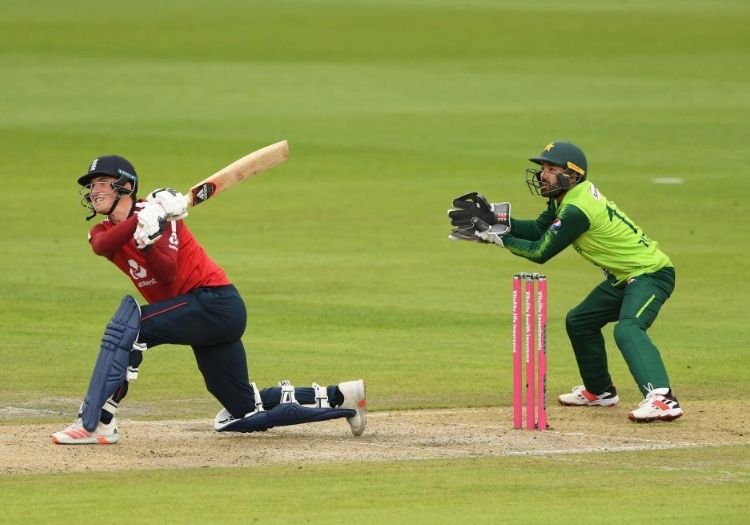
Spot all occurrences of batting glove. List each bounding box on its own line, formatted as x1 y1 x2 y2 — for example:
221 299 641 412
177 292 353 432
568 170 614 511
134 201 167 250
147 188 189 221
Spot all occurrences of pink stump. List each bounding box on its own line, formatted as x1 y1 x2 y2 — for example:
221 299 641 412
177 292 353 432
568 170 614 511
537 277 548 430
525 277 535 430
512 275 522 429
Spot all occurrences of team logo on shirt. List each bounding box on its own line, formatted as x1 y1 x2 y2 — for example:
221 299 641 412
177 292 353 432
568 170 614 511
550 218 562 234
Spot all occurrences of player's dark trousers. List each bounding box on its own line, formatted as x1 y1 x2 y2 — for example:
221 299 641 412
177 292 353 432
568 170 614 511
565 267 675 396
139 285 338 418
138 285 253 417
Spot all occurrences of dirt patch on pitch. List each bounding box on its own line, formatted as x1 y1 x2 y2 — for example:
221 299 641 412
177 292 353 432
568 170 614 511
1 401 747 474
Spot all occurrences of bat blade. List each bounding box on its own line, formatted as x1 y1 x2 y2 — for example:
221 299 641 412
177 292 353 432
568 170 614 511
187 140 289 207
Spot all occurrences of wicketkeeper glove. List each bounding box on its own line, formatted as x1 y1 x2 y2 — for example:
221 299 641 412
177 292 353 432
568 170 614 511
448 225 479 241
448 192 511 233
473 221 506 247
147 188 189 221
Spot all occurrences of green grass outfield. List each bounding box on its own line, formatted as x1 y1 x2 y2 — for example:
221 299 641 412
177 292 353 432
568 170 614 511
2 447 747 524
1 0 748 522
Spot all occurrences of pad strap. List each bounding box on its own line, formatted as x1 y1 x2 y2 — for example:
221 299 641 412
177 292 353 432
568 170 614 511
312 382 330 408
279 380 298 404
251 381 265 412
126 341 147 381
103 398 120 416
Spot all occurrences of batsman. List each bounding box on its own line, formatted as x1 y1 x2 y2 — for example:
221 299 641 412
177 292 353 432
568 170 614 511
52 154 367 444
448 141 683 423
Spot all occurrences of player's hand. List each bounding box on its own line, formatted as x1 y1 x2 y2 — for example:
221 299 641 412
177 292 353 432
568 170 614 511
147 188 189 221
134 201 167 250
474 221 506 247
489 202 511 233
449 193 512 233
448 225 481 242
448 192 511 226
448 192 495 228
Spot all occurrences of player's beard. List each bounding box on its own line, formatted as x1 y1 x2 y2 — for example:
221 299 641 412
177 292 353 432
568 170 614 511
540 180 563 198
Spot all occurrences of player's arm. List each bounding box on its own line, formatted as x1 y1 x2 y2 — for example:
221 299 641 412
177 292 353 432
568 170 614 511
503 204 590 263
140 222 179 286
508 201 557 241
89 214 139 259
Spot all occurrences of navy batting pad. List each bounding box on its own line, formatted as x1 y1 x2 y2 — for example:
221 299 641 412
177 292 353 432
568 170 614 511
217 403 356 433
80 296 141 431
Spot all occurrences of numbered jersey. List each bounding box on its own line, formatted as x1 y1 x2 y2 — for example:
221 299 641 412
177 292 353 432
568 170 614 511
559 180 671 284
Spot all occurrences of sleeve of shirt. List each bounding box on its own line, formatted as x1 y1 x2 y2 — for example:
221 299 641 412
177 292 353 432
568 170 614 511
509 202 557 240
142 221 179 287
89 214 139 259
503 204 590 264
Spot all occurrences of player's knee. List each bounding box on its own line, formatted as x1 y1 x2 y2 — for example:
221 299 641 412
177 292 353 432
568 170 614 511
565 308 587 336
613 318 640 346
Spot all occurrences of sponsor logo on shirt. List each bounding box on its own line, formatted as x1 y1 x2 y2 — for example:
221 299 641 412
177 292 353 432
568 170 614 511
128 259 147 279
137 278 157 288
550 218 562 234
128 259 157 287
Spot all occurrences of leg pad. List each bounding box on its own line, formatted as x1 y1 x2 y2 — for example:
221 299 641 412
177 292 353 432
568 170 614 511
216 403 355 433
80 296 140 431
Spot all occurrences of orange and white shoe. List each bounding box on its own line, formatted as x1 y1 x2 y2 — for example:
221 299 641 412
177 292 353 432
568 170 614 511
628 387 683 423
338 380 367 436
558 385 619 407
51 418 119 445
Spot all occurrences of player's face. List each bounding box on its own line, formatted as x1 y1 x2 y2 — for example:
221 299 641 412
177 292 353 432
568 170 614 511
539 162 565 194
89 176 120 213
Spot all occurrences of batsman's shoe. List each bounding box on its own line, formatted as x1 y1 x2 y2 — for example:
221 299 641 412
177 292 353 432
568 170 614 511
338 379 367 436
558 385 619 407
51 418 119 445
628 388 683 423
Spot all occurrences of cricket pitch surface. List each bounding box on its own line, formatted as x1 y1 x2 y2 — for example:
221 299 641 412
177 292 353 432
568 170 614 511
2 401 748 474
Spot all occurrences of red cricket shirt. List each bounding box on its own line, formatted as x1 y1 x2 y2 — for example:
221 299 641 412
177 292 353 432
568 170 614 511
88 212 231 304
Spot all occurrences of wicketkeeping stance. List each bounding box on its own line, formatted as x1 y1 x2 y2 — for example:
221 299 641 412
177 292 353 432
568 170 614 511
52 155 366 444
448 141 683 423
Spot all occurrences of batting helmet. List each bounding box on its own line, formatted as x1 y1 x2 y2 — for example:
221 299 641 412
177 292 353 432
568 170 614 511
78 155 138 196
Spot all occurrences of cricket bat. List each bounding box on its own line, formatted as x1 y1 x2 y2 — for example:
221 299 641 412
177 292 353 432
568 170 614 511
186 140 289 207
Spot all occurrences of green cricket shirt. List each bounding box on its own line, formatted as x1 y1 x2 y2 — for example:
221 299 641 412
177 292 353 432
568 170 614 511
503 180 672 286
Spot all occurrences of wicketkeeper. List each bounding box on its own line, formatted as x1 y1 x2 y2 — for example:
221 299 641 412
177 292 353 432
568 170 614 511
52 155 367 444
448 141 683 423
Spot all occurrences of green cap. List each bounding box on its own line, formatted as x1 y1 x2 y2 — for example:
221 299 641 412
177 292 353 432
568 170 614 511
529 141 587 176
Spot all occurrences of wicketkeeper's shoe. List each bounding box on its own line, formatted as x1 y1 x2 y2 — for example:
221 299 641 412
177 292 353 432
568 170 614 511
51 418 119 445
338 379 367 436
628 388 683 423
558 385 619 407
